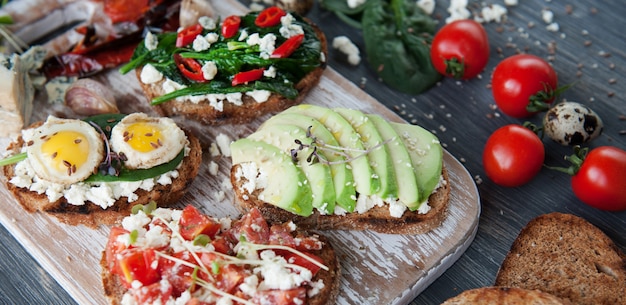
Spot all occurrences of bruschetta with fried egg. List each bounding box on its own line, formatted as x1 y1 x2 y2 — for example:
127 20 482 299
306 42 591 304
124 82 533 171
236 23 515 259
1 112 202 227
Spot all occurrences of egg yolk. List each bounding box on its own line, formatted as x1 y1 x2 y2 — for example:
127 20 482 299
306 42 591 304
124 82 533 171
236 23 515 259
123 123 163 152
41 130 92 175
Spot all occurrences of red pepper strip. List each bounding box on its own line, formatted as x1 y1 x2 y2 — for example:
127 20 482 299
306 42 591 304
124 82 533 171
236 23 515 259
176 24 204 47
174 54 206 82
221 15 241 39
255 6 287 27
43 42 137 79
271 34 305 58
232 68 265 86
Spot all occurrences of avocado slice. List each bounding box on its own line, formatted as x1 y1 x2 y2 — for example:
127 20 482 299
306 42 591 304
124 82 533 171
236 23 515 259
335 108 397 200
284 104 381 197
390 122 443 205
261 113 357 212
248 124 336 214
367 114 421 209
230 138 313 216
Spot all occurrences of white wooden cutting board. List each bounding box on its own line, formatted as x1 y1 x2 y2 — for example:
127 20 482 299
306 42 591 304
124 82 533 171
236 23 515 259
0 1 480 304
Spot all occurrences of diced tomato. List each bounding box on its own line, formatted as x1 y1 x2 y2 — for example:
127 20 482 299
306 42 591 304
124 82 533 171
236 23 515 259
269 224 297 248
105 226 130 275
230 208 270 244
118 249 161 287
211 237 232 254
179 205 222 241
104 0 151 23
271 34 305 58
221 15 241 39
294 234 323 252
185 298 212 305
231 68 265 86
215 264 247 294
253 288 307 305
279 251 324 276
255 6 287 28
159 251 197 295
133 280 173 304
177 24 204 47
174 54 208 82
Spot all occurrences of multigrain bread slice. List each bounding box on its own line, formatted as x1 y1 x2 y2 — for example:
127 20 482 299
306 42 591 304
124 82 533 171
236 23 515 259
135 23 328 126
494 212 626 305
230 165 450 234
101 207 341 305
2 124 202 227
440 287 573 305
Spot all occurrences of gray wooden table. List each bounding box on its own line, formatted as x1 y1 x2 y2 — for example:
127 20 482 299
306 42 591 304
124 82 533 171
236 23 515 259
1 0 625 304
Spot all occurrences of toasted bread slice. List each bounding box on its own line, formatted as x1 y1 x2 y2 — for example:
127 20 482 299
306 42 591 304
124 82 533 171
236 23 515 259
230 164 450 234
101 207 341 305
494 212 626 305
135 22 328 126
440 287 573 305
2 124 202 227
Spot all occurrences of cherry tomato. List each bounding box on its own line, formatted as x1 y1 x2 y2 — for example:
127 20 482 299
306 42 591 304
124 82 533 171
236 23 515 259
430 19 489 80
231 68 265 86
569 146 626 211
174 54 206 82
483 124 545 187
176 24 203 47
117 249 160 287
221 15 241 39
491 54 558 118
255 6 287 28
271 34 305 58
104 226 130 275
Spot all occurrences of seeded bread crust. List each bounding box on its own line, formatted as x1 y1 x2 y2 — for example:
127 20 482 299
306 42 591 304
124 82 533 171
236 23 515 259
2 123 202 228
440 287 573 305
230 164 450 234
101 231 341 305
135 22 328 126
494 212 626 305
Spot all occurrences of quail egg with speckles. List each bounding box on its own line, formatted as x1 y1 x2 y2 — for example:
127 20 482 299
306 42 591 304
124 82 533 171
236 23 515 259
543 101 603 146
109 113 187 169
25 116 105 185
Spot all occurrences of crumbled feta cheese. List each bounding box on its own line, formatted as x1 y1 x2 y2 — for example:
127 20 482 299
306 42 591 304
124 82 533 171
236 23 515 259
246 90 271 103
208 161 219 176
216 133 232 157
542 9 554 23
140 64 163 84
263 66 277 78
279 14 304 38
347 0 366 9
144 32 158 51
201 61 218 80
417 0 436 15
332 36 361 66
475 4 508 23
192 34 211 51
198 16 217 30
546 22 560 32
446 0 471 23
504 0 518 6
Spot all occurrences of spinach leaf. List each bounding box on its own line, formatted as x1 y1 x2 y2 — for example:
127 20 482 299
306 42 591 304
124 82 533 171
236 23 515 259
319 0 367 28
361 0 441 94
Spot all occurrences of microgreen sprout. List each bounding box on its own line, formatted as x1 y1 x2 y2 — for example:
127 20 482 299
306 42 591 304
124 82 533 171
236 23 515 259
131 200 157 215
291 126 393 165
89 121 125 176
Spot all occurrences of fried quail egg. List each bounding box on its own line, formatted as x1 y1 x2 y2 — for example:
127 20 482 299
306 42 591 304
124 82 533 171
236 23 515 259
109 113 186 169
543 101 604 146
25 116 104 185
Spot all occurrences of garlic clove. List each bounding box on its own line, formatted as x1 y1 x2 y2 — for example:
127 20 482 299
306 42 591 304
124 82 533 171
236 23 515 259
65 78 119 115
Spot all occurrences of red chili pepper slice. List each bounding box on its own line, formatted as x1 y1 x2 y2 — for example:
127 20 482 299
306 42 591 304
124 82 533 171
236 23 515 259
176 24 204 47
255 6 287 28
271 34 305 58
221 15 241 39
232 68 265 86
174 54 206 82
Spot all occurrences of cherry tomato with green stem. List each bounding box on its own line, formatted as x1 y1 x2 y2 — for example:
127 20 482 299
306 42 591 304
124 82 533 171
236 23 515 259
491 54 558 118
549 146 626 211
430 19 490 79
482 124 545 187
